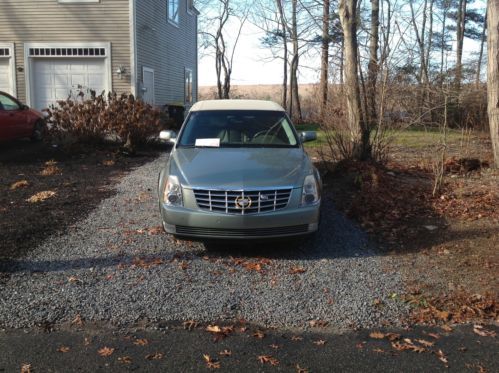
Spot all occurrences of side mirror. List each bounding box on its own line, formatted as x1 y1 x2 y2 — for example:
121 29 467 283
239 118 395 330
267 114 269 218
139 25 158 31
300 131 317 143
159 130 177 143
22 104 30 110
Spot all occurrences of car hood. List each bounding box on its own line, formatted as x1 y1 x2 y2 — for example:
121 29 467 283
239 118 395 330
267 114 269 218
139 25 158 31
170 147 312 189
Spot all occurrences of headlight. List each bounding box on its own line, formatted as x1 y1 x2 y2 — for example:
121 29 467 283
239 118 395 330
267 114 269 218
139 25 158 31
301 174 320 205
163 175 183 206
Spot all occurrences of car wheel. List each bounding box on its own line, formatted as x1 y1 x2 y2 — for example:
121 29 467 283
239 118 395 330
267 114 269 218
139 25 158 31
31 120 45 142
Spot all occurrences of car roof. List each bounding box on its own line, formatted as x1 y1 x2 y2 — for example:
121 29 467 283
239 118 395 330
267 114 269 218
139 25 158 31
190 99 285 112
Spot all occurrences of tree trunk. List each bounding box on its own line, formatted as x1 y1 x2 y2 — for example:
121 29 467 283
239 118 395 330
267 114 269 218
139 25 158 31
367 0 379 128
339 0 370 160
476 9 487 86
320 0 330 121
440 1 448 86
455 0 467 90
276 0 288 110
289 0 302 121
487 0 499 168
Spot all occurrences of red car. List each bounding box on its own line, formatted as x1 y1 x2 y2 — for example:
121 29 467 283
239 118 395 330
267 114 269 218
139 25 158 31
0 91 45 141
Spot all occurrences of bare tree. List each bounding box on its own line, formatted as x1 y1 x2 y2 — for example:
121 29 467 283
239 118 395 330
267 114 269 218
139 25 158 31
367 0 380 127
339 0 370 160
320 0 331 120
476 9 487 86
487 0 499 167
455 0 467 90
198 0 247 99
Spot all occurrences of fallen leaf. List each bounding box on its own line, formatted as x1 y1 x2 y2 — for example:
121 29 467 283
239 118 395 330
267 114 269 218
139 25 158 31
436 349 448 366
102 160 115 166
258 355 279 366
270 344 280 349
369 331 385 339
57 346 70 353
183 320 198 330
134 338 149 346
20 363 31 373
441 325 453 332
26 190 56 203
309 320 329 328
373 348 386 353
291 335 303 341
98 347 115 357
84 337 91 346
415 339 435 347
145 352 163 360
391 341 425 353
71 314 84 326
289 266 306 274
179 261 189 270
473 325 497 337
147 226 164 235
313 339 327 346
428 333 440 339
40 161 61 176
118 356 132 364
203 354 221 369
385 333 401 341
10 180 29 190
219 349 232 356
253 330 265 339
206 325 222 333
296 364 309 373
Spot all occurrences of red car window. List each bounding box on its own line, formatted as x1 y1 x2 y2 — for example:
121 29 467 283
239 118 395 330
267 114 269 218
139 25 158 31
0 93 20 111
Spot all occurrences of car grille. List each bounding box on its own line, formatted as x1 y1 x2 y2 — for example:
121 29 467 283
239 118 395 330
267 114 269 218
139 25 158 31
192 188 293 215
175 225 309 238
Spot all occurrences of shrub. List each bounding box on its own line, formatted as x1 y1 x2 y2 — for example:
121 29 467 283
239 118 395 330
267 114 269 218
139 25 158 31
45 91 162 150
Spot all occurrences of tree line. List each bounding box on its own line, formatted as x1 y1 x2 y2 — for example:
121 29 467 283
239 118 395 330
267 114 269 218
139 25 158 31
196 0 497 167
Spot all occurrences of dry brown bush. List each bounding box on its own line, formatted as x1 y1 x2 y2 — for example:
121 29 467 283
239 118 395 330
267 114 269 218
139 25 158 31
45 91 162 149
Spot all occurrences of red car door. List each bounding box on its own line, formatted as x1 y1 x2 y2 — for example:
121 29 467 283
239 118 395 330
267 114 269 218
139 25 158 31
0 93 28 140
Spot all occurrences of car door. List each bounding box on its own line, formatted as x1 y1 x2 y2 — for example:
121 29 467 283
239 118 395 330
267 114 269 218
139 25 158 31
0 93 27 140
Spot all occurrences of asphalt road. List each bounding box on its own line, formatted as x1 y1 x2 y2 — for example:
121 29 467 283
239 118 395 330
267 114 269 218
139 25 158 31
1 324 497 372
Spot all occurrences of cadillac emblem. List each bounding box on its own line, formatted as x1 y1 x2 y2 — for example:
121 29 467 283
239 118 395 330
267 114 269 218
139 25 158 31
235 195 252 209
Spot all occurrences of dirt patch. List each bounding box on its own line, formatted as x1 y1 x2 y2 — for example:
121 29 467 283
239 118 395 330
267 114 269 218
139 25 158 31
314 131 498 324
0 140 160 261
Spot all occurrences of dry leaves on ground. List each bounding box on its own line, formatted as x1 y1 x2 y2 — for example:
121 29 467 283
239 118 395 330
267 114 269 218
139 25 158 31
183 320 198 330
313 339 327 346
40 160 62 176
435 349 449 367
219 350 232 356
391 340 425 353
296 364 309 373
253 330 265 339
291 336 303 341
26 190 56 203
145 352 163 360
473 325 497 337
206 325 234 342
71 314 84 327
10 180 29 190
133 338 149 346
57 346 70 353
203 354 221 369
130 257 164 269
289 266 307 274
20 363 32 373
258 355 280 366
97 347 115 357
309 320 329 328
118 356 132 364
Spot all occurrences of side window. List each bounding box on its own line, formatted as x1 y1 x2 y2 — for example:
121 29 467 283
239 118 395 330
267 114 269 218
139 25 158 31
185 68 193 105
0 94 20 111
168 0 179 24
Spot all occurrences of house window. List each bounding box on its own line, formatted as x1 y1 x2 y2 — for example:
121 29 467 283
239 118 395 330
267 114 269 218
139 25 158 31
185 68 193 104
168 0 179 24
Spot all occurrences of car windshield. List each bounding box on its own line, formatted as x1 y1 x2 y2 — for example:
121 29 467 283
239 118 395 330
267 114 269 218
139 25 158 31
177 110 299 148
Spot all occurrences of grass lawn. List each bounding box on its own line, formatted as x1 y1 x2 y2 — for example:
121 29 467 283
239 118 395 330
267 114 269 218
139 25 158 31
297 123 468 149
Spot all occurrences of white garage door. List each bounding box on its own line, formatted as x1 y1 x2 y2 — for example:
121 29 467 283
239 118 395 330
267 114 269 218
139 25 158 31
0 58 12 94
32 58 106 110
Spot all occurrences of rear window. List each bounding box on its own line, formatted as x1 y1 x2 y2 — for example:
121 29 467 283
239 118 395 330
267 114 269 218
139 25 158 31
177 110 299 148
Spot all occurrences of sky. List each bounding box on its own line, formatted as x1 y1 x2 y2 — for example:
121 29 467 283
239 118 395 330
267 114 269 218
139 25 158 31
197 1 486 87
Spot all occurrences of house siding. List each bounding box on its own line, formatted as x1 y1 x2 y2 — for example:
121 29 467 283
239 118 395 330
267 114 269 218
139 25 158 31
0 0 131 103
135 0 198 108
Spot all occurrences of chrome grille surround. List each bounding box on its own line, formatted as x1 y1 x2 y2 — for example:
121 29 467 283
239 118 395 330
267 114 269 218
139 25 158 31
192 188 293 215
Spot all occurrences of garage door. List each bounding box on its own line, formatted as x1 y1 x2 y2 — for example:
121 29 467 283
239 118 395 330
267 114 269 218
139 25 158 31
32 58 106 110
0 58 12 94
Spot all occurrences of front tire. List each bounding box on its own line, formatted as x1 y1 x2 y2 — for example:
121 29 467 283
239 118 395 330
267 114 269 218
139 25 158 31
31 120 45 142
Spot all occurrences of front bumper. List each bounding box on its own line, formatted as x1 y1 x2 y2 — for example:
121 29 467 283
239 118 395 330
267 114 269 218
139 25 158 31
160 202 320 240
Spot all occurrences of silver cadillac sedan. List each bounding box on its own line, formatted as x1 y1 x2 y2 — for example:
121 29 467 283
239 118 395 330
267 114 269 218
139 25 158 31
158 100 321 240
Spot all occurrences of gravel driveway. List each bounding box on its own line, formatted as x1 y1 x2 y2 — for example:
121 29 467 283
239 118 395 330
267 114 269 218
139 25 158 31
0 153 408 330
